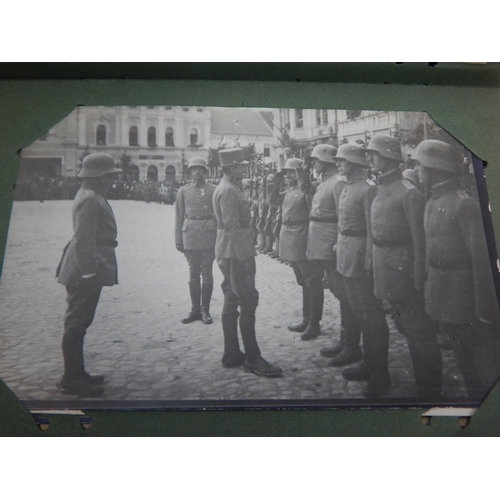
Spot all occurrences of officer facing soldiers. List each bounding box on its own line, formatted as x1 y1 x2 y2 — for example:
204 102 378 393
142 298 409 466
334 143 392 398
56 153 122 398
213 148 282 377
415 140 500 398
175 156 217 324
269 159 324 340
367 135 443 399
300 144 362 356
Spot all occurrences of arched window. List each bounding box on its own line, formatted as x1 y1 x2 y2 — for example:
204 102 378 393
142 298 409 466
165 127 174 147
190 128 198 147
148 127 157 147
165 165 176 181
147 165 158 181
129 126 139 146
96 124 107 146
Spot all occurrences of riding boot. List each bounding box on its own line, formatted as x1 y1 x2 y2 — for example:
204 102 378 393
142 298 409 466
239 309 261 361
59 331 104 397
288 286 310 333
221 312 245 367
201 281 213 324
182 279 202 323
301 296 323 341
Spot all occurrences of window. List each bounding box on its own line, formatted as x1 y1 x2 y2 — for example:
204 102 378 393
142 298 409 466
315 110 321 126
295 109 303 128
197 108 203 112
148 127 157 147
165 107 173 110
322 110 328 125
165 127 174 147
264 144 270 157
147 106 155 109
190 128 198 146
129 126 139 146
183 107 190 112
346 110 362 120
96 124 106 146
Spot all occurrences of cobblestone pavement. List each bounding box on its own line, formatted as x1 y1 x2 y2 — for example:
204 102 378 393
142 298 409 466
0 200 467 407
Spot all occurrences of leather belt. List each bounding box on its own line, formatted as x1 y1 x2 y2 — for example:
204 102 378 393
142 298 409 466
283 219 309 227
339 229 366 237
373 236 410 247
186 215 214 221
310 216 338 223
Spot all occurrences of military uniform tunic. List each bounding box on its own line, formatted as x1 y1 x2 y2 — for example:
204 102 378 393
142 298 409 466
424 179 498 324
213 178 256 261
56 180 118 287
175 180 217 250
301 172 345 260
269 183 312 262
370 168 426 300
336 176 376 279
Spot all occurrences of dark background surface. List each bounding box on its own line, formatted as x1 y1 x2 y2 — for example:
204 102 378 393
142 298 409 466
1 62 500 436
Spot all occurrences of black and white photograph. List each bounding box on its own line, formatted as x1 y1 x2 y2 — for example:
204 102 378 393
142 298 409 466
1 104 500 410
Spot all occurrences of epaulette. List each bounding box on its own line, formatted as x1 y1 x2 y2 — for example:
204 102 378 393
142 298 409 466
85 189 95 197
366 179 376 186
457 189 471 200
401 179 415 190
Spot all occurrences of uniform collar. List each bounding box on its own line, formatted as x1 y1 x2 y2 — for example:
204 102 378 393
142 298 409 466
345 171 366 185
377 168 401 186
430 178 457 199
321 170 337 182
192 178 206 188
81 179 106 197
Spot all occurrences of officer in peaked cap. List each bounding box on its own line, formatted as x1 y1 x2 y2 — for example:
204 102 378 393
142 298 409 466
415 139 500 399
55 153 121 398
175 156 217 325
367 135 443 400
333 143 392 398
213 148 282 377
269 158 324 340
300 144 362 354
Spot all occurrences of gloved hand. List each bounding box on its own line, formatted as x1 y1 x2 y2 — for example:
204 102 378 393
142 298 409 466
176 244 185 253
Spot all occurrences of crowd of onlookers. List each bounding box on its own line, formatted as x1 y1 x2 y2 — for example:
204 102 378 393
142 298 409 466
13 173 223 204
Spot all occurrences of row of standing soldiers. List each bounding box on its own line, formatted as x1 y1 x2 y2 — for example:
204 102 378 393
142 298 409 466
245 138 499 400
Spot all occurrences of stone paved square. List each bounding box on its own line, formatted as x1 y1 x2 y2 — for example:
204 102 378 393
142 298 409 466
0 200 467 408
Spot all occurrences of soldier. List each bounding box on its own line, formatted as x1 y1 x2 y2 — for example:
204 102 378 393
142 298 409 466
269 159 324 340
300 144 362 357
414 139 500 398
213 148 282 377
175 156 217 325
55 153 121 398
366 135 443 399
334 143 392 398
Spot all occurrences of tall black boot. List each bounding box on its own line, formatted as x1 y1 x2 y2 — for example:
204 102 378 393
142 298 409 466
182 279 202 323
301 287 323 341
59 331 104 397
201 281 213 324
328 301 362 365
221 312 245 367
288 286 310 333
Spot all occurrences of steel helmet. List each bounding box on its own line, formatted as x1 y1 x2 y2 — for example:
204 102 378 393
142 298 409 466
365 135 403 161
335 143 370 167
309 144 337 164
283 158 303 171
219 148 249 168
413 140 457 173
187 156 208 173
78 153 122 178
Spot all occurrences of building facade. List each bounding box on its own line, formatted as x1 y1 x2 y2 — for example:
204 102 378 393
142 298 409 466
19 106 275 182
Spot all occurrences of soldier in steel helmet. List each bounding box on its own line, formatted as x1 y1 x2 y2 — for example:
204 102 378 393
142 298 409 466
332 143 392 398
213 148 282 377
300 144 362 355
414 139 500 399
366 134 443 400
175 156 217 325
55 153 122 398
269 158 324 340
